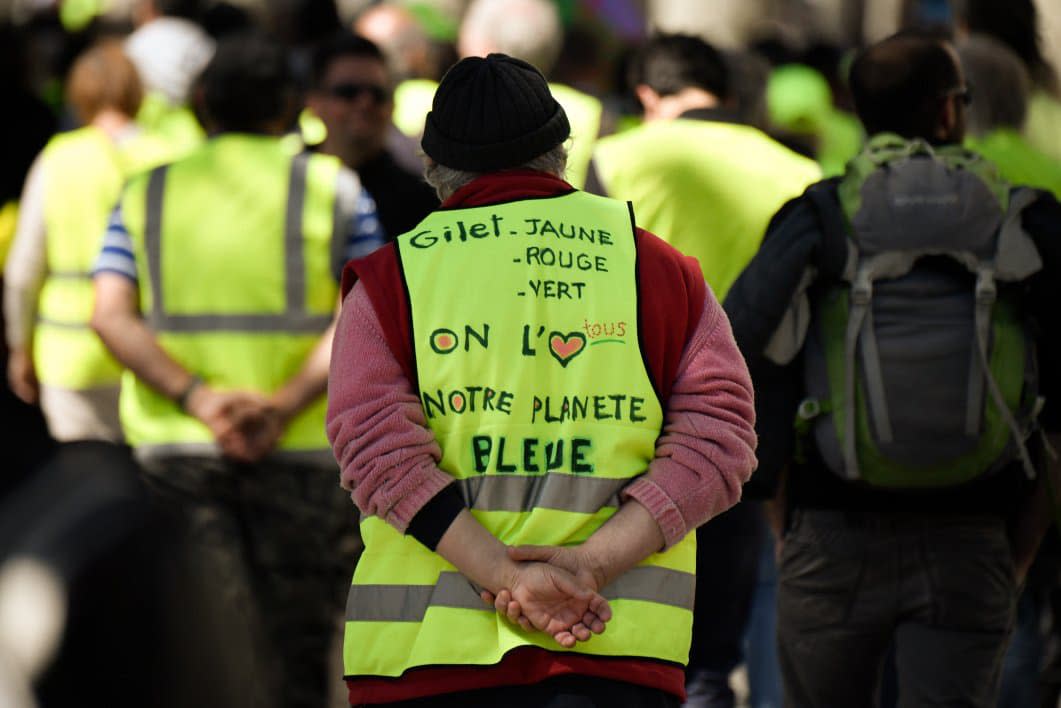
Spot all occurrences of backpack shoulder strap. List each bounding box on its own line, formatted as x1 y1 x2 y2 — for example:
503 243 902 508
761 180 847 366
804 178 854 282
805 178 884 481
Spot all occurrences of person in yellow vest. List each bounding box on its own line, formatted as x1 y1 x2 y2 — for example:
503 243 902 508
91 34 384 708
327 53 758 707
588 34 821 301
5 40 172 443
586 34 819 708
457 0 604 190
766 63 864 178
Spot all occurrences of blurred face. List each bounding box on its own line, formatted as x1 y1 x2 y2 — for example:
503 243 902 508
938 46 969 143
310 55 392 160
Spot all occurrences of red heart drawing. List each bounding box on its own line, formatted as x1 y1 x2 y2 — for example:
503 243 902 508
548 331 587 367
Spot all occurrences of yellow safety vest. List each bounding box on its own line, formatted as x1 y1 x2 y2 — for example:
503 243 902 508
393 78 439 138
136 91 206 159
0 200 17 268
1025 91 1061 164
298 107 328 148
549 83 602 190
593 119 821 298
343 190 695 678
36 126 173 390
118 134 340 453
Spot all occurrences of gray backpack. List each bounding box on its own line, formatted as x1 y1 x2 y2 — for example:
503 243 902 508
767 135 1044 488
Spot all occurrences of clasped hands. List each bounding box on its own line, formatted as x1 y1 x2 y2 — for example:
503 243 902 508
479 545 612 649
184 385 287 463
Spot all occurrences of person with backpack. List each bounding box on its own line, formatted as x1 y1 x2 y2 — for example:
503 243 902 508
724 33 1061 708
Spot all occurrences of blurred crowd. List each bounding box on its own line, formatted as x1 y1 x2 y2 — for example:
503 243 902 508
1 0 1060 707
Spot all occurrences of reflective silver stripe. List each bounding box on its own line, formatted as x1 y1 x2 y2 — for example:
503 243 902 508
36 317 90 330
144 154 325 334
285 152 309 313
346 567 694 622
134 442 336 468
457 473 624 514
346 585 436 622
49 270 93 280
600 566 695 608
145 165 168 331
146 312 332 333
343 573 487 622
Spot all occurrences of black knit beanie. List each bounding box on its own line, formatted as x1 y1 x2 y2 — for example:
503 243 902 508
421 53 570 172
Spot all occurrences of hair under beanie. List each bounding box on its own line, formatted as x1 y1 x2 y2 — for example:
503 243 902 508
421 53 570 172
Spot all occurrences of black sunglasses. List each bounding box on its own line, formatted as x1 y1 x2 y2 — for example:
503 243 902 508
326 82 389 103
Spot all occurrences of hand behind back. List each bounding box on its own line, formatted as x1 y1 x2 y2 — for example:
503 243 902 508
482 547 612 648
185 387 284 462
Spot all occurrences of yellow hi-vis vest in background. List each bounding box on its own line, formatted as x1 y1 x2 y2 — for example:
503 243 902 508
344 190 696 678
549 83 603 190
136 91 206 159
593 119 821 299
118 134 340 453
392 78 438 139
36 126 173 390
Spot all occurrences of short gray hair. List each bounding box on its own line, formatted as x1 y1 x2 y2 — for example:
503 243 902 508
958 34 1031 135
423 143 568 201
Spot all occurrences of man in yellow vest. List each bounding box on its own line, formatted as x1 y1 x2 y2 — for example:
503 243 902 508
587 34 820 707
589 34 821 301
92 34 383 708
327 53 757 706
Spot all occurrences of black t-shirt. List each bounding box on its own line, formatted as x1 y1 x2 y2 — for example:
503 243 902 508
787 445 1036 517
356 150 439 240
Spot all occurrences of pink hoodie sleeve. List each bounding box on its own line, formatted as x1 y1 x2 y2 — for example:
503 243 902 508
326 281 453 532
622 290 758 548
327 281 757 543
